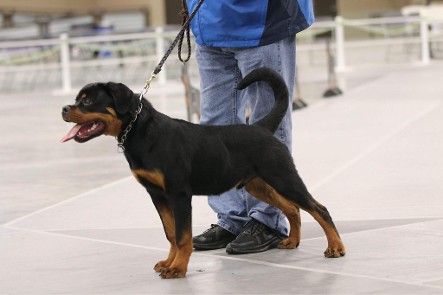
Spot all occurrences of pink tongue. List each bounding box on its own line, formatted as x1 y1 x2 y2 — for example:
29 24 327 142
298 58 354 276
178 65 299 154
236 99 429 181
60 124 83 143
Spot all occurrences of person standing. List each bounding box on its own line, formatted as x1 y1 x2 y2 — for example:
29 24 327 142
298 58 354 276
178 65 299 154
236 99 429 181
186 0 315 254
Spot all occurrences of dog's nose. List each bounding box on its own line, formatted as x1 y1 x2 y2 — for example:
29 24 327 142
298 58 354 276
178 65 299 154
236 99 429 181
62 105 71 114
62 105 73 121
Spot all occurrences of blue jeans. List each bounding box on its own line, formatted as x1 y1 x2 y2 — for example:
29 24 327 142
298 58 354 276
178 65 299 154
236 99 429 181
195 37 296 238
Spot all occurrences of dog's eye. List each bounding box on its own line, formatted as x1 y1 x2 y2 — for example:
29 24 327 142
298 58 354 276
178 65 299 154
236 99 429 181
82 98 93 106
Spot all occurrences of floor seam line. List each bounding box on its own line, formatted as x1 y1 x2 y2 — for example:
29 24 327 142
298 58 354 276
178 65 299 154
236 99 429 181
310 100 443 192
2 176 132 228
6 224 443 291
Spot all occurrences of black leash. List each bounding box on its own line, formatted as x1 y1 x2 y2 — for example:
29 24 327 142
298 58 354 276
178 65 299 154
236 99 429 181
177 0 192 63
153 0 204 75
136 0 204 100
117 0 204 152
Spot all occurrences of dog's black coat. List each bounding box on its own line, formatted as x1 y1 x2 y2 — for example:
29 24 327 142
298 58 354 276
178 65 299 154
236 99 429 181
62 67 345 279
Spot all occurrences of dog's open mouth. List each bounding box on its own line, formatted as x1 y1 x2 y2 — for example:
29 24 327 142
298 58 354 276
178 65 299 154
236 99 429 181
61 121 106 143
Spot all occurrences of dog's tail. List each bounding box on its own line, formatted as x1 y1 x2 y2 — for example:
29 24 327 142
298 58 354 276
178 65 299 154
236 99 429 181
237 67 289 133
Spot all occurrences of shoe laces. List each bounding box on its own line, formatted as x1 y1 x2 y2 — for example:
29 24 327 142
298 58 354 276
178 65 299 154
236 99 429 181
243 219 264 235
203 224 219 234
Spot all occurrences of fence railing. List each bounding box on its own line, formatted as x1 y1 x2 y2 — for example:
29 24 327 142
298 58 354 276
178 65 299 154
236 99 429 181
0 15 442 93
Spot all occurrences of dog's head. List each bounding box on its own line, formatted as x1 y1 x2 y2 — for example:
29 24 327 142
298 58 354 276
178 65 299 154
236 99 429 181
61 82 137 143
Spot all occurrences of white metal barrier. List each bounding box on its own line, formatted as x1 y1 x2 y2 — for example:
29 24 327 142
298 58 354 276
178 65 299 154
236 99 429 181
0 15 442 93
296 15 440 71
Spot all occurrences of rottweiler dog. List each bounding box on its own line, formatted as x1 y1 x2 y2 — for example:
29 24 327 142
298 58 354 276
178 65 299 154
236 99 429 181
61 68 345 279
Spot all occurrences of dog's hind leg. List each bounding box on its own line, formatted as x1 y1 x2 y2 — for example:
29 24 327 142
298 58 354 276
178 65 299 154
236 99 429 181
305 199 346 258
274 170 345 257
245 176 345 257
279 206 301 249
245 177 301 249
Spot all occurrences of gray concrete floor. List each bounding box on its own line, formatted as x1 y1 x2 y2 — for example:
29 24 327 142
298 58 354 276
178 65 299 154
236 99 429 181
1 61 443 294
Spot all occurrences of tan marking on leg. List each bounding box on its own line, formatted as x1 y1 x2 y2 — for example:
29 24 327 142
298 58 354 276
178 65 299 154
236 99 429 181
306 207 346 258
279 207 301 249
154 207 177 272
132 169 166 190
245 177 345 257
160 227 192 279
245 177 301 249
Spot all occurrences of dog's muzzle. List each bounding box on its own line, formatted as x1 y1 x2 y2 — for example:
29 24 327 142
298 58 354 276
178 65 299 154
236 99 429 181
62 105 73 121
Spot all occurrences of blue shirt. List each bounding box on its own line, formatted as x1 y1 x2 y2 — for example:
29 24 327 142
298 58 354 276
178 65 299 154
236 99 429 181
186 0 315 47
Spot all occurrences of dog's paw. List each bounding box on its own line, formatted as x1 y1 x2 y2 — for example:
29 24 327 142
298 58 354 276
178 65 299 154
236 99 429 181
154 260 170 273
159 267 187 279
278 238 299 249
324 242 346 258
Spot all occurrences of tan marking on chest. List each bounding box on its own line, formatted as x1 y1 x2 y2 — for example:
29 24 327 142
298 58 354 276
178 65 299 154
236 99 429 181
132 169 166 190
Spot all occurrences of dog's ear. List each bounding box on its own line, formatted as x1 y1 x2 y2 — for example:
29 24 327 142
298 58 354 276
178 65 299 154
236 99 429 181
104 82 135 114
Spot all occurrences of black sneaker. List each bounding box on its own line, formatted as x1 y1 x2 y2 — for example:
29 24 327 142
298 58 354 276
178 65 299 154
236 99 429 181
193 224 237 250
226 219 282 254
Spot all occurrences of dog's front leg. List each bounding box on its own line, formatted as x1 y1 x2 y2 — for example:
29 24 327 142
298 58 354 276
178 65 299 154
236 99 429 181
149 192 177 273
159 193 193 279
